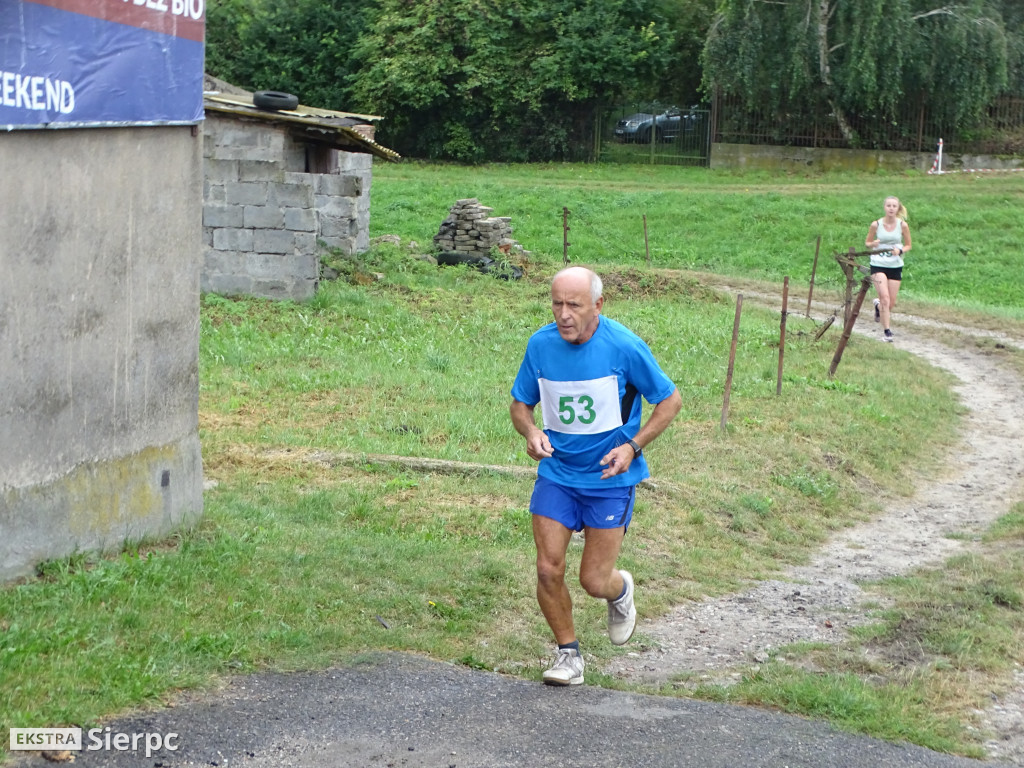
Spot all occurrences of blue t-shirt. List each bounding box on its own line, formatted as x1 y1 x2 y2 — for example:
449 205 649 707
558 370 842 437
511 316 677 488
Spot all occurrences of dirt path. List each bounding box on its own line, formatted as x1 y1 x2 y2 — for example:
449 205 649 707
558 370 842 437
607 301 1024 763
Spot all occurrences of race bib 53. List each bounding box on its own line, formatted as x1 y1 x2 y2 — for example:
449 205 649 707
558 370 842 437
538 376 622 434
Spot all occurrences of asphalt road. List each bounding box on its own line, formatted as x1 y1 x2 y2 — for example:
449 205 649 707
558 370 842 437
11 653 1012 768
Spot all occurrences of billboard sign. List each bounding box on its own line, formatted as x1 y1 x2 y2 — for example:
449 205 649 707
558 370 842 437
1 0 205 129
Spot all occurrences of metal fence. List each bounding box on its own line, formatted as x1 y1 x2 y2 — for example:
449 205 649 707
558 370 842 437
710 92 1024 154
584 94 1022 165
593 102 712 166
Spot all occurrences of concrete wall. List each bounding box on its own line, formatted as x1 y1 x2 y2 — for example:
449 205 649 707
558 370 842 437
711 143 935 172
202 115 373 301
710 142 1024 173
0 127 204 581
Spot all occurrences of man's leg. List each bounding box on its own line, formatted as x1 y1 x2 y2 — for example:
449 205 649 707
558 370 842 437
578 526 626 600
532 514 576 644
581 526 637 645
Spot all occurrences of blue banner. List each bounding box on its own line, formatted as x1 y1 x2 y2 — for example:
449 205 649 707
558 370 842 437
1 0 205 129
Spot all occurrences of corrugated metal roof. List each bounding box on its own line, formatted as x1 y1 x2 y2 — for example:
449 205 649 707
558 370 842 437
203 89 401 162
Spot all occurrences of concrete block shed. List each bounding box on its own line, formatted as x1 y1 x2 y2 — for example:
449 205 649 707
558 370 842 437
202 76 400 301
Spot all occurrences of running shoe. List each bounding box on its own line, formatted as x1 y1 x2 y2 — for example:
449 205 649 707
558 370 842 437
543 647 585 686
607 570 636 645
884 329 894 342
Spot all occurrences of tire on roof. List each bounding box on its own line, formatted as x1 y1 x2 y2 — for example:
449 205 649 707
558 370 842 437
253 91 299 111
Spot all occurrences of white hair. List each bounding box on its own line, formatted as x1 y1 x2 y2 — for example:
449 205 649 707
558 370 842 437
589 272 603 304
553 267 603 304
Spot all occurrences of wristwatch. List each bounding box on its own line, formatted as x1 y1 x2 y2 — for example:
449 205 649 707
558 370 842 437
626 438 642 457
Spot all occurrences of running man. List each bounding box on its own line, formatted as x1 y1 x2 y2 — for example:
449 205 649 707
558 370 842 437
510 266 682 685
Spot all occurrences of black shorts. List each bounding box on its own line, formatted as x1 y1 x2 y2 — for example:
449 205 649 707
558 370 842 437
870 265 903 281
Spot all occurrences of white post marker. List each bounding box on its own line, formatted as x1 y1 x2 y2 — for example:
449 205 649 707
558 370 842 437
928 138 944 174
926 138 1024 175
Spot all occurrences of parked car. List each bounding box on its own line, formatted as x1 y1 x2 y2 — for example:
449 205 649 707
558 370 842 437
614 106 704 143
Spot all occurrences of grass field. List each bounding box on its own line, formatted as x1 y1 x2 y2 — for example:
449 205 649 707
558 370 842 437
369 162 1024 318
2 163 1023 762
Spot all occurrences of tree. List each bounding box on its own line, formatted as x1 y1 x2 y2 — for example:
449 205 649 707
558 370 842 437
348 0 674 161
205 0 372 111
992 0 1024 93
204 0 719 160
649 0 717 105
702 0 1011 146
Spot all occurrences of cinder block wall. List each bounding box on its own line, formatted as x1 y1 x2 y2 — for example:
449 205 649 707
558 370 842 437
0 126 204 581
202 115 373 301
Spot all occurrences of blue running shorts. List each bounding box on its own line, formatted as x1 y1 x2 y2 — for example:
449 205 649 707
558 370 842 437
529 476 635 532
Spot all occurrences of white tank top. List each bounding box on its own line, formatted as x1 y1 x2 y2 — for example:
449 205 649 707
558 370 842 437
871 218 904 268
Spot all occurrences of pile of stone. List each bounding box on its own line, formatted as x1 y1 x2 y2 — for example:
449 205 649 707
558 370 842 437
433 199 526 257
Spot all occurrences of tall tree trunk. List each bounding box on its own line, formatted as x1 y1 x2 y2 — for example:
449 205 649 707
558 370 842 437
816 0 856 142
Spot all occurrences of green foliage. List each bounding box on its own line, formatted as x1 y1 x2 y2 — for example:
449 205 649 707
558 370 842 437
702 0 1013 145
1000 0 1024 93
203 0 1022 159
906 0 1009 125
205 0 370 111
348 0 674 161
649 0 717 104
831 0 912 117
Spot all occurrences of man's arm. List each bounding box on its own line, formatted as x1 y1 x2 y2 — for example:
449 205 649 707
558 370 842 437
600 388 682 479
632 388 683 449
510 399 553 461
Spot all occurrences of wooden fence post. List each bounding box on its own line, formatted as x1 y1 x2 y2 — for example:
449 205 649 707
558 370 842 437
828 275 872 378
777 277 789 396
806 235 821 318
832 246 857 326
562 207 570 265
721 294 743 432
